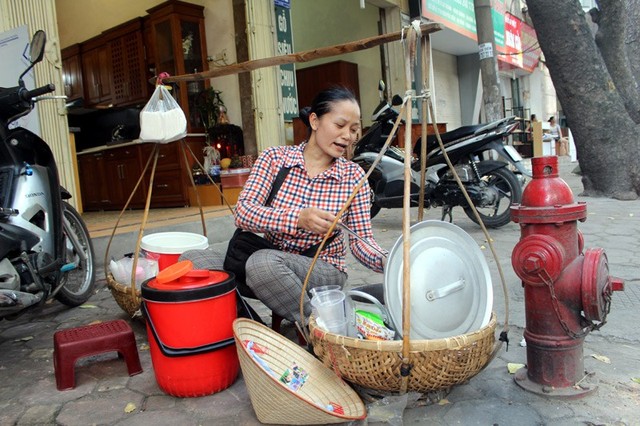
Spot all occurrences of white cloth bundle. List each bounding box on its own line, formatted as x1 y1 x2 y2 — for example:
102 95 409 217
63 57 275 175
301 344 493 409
139 85 187 144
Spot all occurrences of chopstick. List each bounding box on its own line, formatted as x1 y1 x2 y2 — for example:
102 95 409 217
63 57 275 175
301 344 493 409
337 222 387 257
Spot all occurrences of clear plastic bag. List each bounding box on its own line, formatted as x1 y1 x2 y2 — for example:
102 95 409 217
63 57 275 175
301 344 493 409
139 84 187 144
109 257 159 285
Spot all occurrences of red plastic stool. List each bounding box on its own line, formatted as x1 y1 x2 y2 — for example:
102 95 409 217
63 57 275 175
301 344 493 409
53 319 143 390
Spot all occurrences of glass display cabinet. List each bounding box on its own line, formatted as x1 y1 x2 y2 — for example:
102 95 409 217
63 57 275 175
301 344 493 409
146 0 209 132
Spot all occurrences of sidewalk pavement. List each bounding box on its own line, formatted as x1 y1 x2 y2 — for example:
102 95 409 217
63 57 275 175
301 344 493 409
1 159 638 425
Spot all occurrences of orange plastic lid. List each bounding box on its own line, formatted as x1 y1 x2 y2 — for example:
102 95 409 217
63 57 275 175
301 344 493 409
156 260 193 284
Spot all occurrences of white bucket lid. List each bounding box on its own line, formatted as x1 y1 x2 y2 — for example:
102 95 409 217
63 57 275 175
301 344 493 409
141 232 209 254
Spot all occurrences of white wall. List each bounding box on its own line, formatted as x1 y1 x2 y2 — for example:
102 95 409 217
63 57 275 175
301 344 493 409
432 49 462 130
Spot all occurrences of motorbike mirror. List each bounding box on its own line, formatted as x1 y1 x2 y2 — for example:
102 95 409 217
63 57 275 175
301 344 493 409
18 31 46 84
29 30 46 64
391 95 403 106
378 80 386 102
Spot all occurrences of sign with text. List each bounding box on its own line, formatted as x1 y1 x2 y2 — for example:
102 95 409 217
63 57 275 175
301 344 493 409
503 12 523 68
422 0 504 47
275 5 298 120
422 0 540 72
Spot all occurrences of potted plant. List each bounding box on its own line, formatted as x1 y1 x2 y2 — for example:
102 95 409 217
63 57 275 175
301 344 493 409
196 87 225 134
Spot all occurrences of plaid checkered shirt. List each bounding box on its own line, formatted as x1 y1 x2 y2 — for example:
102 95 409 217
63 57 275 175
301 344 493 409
235 144 387 273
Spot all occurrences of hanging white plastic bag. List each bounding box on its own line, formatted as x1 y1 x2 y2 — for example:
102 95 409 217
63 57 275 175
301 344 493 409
139 83 187 144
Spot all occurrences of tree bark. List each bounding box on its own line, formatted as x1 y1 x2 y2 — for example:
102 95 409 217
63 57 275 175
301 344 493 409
624 0 640 84
527 0 640 199
590 0 640 123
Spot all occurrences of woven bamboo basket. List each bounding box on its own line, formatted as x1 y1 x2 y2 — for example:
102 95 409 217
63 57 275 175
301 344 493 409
106 272 142 317
308 313 497 393
233 318 366 425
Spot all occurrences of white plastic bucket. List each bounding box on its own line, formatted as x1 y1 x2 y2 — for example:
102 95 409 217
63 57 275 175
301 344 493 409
141 232 209 271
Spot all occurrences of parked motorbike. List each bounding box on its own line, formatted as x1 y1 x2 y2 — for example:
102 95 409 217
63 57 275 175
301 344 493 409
353 81 530 228
0 31 95 319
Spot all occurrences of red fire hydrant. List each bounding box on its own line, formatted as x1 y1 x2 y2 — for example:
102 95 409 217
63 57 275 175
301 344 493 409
510 156 624 397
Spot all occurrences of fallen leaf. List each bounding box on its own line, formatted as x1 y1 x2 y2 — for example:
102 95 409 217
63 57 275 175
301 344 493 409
507 363 525 374
590 354 611 364
480 245 486 250
79 304 97 309
139 343 150 351
14 336 34 342
88 320 102 325
124 402 136 413
631 377 640 384
438 398 450 405
381 229 388 232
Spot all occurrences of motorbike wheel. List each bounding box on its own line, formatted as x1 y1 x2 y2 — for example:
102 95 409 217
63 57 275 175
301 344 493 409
55 202 96 306
463 167 522 228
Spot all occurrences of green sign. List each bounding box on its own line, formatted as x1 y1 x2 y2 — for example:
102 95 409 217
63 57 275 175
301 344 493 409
422 0 504 47
275 6 298 120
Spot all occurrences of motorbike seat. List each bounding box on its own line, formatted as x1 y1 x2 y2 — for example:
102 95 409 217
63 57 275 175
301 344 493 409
416 124 486 154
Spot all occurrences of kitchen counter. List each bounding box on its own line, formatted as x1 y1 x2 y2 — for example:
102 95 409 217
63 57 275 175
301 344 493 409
76 139 144 155
76 133 207 155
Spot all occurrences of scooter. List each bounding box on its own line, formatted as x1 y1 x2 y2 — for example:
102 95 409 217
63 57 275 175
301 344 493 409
0 30 96 319
353 81 530 228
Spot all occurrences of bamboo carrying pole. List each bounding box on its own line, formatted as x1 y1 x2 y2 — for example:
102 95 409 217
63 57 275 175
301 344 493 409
163 23 444 83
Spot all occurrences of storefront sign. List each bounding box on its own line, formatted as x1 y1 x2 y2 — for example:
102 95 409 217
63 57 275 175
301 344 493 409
422 0 504 47
503 12 523 68
422 0 540 73
275 5 298 120
274 0 290 8
520 21 541 72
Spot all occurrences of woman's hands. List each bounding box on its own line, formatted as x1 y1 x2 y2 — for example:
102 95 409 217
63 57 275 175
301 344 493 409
298 207 337 235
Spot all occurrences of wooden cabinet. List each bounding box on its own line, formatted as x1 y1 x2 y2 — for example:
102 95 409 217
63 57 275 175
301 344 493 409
78 138 208 211
81 44 113 106
73 18 148 107
140 143 187 207
293 60 360 144
146 0 209 132
77 152 109 211
296 61 361 109
104 146 145 208
78 147 146 210
109 19 148 106
61 45 84 101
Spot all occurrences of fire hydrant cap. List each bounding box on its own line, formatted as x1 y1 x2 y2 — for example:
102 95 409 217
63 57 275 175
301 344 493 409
581 248 614 322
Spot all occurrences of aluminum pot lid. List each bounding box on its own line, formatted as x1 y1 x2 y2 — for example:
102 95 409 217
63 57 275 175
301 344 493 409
384 220 492 339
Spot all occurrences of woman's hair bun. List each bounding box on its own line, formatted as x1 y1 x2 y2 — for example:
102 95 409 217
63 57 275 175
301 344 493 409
299 106 312 127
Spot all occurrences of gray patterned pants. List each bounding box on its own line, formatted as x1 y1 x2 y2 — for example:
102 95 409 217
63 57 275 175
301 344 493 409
180 248 347 324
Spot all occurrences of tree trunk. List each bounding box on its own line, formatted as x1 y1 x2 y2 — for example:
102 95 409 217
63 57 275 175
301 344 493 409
590 0 640 123
527 0 640 199
625 0 640 84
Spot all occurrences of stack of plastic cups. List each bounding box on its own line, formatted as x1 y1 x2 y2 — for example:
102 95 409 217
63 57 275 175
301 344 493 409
310 288 347 336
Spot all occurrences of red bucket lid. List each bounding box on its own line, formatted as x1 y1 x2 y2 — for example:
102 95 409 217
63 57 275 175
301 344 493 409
141 260 236 302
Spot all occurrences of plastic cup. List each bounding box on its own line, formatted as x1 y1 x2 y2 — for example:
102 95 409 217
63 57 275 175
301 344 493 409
309 285 341 319
310 289 346 332
325 320 348 336
309 285 341 299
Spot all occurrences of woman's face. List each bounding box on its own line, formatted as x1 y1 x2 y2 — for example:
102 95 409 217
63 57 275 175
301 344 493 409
310 100 361 158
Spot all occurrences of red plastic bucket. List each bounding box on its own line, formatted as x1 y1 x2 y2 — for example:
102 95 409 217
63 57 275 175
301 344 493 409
141 261 239 397
141 232 209 271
